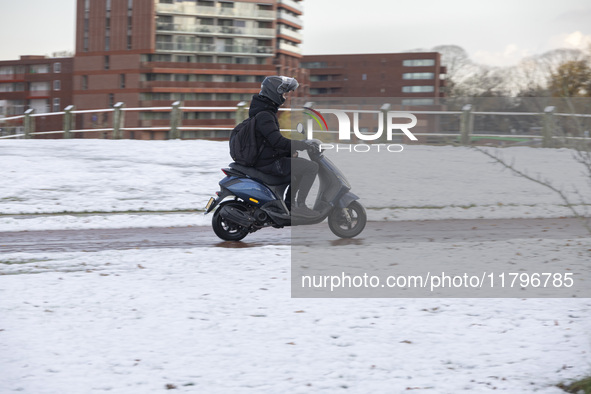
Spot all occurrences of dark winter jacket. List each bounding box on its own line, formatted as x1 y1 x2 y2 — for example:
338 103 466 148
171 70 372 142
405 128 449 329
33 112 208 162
249 94 308 170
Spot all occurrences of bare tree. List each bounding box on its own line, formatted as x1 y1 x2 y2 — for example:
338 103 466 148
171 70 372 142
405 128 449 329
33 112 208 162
432 45 480 96
473 146 590 233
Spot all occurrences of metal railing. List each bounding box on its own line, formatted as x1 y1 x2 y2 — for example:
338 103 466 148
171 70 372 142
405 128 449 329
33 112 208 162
278 25 303 41
156 4 275 19
156 23 275 38
1 102 590 147
155 41 274 55
277 10 303 26
278 0 303 14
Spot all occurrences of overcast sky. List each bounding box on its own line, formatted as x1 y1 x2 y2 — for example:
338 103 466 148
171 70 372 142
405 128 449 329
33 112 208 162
0 0 589 66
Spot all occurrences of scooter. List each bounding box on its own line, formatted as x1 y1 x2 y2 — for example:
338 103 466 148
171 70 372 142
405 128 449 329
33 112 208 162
204 140 367 241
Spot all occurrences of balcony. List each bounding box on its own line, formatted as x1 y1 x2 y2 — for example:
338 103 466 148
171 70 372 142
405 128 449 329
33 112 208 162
277 10 303 27
277 0 303 14
156 23 274 38
309 79 345 89
156 41 274 56
156 3 275 20
278 41 302 56
0 73 25 82
277 25 302 42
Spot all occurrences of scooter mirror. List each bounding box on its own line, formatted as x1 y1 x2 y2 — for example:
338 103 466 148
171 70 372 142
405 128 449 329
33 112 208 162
296 122 305 134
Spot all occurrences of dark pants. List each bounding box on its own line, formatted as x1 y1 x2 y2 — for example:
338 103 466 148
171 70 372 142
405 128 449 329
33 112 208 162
257 157 319 206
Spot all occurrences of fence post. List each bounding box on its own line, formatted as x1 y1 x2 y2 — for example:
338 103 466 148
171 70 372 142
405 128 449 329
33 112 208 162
542 106 555 148
236 101 248 125
63 105 75 139
112 102 125 139
460 104 473 146
23 109 35 139
170 101 183 139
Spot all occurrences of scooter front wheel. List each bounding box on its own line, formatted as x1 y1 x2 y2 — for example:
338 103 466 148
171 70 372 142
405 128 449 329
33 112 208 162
212 201 250 241
328 201 367 238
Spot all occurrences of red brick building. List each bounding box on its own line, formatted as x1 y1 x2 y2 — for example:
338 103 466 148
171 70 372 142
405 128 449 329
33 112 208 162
73 0 305 139
0 2 450 141
301 52 447 142
0 56 73 135
302 52 446 104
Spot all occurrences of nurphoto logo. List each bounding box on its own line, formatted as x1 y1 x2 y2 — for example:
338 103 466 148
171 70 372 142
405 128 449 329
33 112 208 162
297 106 418 153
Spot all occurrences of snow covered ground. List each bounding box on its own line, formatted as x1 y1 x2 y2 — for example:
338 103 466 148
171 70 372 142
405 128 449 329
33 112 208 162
1 140 591 392
1 139 590 231
1 242 590 393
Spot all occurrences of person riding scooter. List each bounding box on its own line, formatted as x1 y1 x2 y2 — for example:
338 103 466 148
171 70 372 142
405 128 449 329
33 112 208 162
249 76 319 217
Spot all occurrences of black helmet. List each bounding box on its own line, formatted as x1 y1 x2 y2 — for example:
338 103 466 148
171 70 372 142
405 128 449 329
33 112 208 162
259 76 299 106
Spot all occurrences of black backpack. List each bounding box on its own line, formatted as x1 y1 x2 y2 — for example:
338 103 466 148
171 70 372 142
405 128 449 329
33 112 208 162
229 111 268 167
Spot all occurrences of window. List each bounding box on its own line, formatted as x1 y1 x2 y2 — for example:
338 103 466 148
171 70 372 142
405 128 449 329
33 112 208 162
82 75 88 90
403 72 435 80
104 55 110 70
160 0 173 3
105 0 111 51
234 57 251 64
176 55 194 63
310 88 328 95
362 74 367 81
30 64 50 74
403 59 435 67
301 62 327 69
120 74 126 89
402 98 435 106
215 112 233 119
197 55 213 63
53 63 61 73
108 93 115 107
174 74 190 82
402 85 435 93
53 80 61 91
220 1 234 8
53 98 61 112
127 0 133 50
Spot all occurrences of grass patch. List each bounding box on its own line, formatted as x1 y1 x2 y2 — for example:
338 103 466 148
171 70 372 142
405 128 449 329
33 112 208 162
558 376 591 393
1 196 27 202
0 259 49 265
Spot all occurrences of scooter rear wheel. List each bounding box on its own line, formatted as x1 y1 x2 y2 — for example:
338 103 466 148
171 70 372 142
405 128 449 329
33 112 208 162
328 201 367 238
212 201 250 241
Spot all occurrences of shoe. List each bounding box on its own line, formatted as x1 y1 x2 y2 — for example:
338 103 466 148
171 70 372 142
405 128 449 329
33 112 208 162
291 205 317 218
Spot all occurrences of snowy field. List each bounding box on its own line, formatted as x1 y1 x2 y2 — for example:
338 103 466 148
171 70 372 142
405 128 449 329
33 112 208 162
0 139 590 231
1 140 591 392
1 242 590 393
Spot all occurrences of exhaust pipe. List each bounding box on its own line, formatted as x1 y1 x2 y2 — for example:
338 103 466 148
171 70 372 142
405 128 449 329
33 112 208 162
219 205 255 228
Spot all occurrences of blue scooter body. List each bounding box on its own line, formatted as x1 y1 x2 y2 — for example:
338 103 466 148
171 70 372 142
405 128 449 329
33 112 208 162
219 175 279 206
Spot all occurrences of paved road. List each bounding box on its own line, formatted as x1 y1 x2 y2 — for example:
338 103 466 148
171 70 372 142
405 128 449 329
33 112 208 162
0 218 588 253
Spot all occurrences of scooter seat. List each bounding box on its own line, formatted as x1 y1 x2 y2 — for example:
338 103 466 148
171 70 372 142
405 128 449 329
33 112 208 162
229 163 290 186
